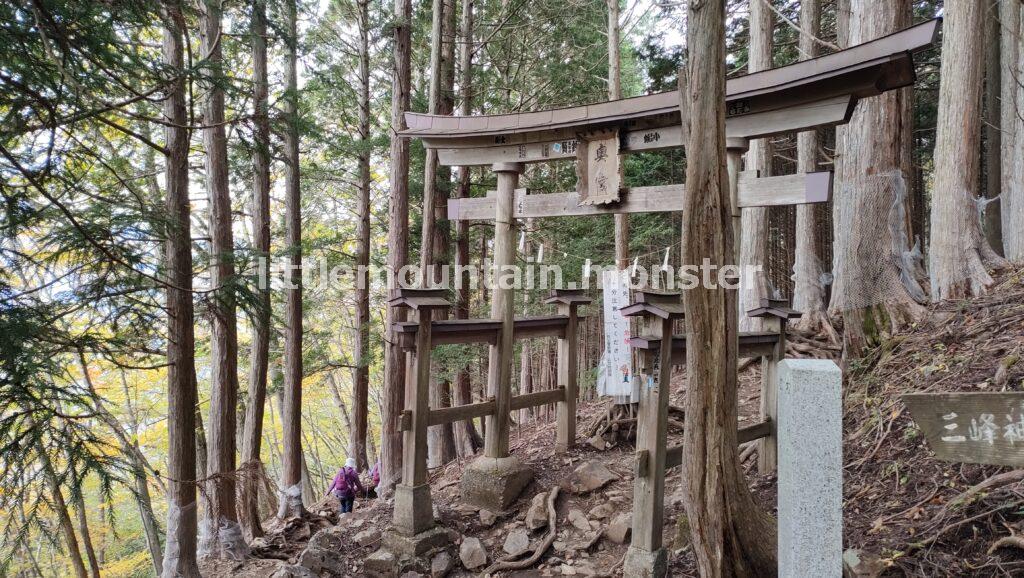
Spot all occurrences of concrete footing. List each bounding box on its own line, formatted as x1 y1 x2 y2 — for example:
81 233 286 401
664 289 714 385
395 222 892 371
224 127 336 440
364 526 452 577
623 546 668 578
461 456 533 511
392 483 434 536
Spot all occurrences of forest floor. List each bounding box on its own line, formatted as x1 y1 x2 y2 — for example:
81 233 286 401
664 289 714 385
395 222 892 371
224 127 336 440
213 268 1024 577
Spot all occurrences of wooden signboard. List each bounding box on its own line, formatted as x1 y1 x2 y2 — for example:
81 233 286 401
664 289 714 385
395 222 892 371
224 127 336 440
903 392 1024 467
576 129 621 205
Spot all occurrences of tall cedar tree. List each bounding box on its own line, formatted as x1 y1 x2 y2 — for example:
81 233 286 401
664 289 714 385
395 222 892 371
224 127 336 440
422 0 458 469
1001 0 1024 260
738 0 772 333
928 0 1007 298
160 0 201 573
279 0 306 518
381 0 414 495
608 0 628 270
240 0 273 539
791 0 838 341
199 0 241 554
351 0 373 472
453 0 484 457
828 0 924 356
680 0 777 574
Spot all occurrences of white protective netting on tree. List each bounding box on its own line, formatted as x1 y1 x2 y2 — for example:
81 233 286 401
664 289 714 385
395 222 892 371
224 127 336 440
829 170 927 313
162 499 197 577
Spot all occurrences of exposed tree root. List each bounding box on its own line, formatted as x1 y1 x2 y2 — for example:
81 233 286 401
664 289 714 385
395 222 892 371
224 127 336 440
988 536 1024 555
932 470 1024 523
483 486 560 575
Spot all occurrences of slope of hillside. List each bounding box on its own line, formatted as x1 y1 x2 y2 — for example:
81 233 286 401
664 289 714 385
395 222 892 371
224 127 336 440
222 269 1024 577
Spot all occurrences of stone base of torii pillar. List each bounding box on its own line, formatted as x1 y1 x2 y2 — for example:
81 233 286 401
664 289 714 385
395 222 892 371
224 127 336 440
461 456 534 513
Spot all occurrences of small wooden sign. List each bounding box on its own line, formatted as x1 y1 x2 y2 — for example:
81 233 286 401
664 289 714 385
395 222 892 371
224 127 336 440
903 392 1024 467
576 129 621 205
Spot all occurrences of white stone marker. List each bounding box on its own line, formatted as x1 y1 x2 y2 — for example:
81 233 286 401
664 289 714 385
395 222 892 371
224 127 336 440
778 359 842 578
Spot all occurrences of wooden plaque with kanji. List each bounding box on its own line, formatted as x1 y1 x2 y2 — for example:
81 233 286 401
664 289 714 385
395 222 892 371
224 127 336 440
576 129 621 205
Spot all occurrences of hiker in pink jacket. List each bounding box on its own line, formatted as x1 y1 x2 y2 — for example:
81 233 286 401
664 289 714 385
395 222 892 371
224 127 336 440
326 458 365 514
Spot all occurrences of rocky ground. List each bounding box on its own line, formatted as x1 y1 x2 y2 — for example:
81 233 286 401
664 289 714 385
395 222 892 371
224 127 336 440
214 268 1024 577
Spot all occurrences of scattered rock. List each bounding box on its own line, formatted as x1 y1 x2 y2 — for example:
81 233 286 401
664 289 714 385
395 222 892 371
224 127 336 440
588 503 614 520
843 549 886 578
526 492 550 531
569 461 617 493
479 509 497 527
503 528 531 557
271 564 317 578
430 551 454 578
354 528 381 547
459 537 488 570
567 510 590 532
606 513 632 544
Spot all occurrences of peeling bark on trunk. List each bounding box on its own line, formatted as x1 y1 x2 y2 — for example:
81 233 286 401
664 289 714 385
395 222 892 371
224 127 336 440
279 0 305 518
351 0 372 473
240 0 271 541
680 1 777 574
381 0 413 496
929 0 1007 300
160 2 200 573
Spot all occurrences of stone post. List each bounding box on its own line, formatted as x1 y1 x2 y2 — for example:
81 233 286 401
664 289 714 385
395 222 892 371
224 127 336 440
778 358 842 577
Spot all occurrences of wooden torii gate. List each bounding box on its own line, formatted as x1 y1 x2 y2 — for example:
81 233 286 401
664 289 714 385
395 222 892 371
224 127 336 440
386 18 939 570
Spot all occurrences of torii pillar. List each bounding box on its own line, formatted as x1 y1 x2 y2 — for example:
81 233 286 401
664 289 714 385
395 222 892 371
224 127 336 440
461 162 534 513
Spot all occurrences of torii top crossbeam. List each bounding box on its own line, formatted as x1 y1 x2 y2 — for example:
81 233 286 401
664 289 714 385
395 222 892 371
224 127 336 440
400 19 939 167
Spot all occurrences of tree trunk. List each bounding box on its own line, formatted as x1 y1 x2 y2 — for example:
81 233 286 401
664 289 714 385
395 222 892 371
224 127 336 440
1002 0 1024 261
608 0 629 270
453 0 483 458
37 439 88 578
350 0 372 473
278 0 305 519
380 0 413 496
739 0 772 332
423 0 458 470
160 2 200 574
240 0 271 542
518 226 534 424
828 0 925 356
928 0 1007 299
984 0 1003 254
198 0 241 556
680 0 777 574
791 0 836 340
70 479 101 578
